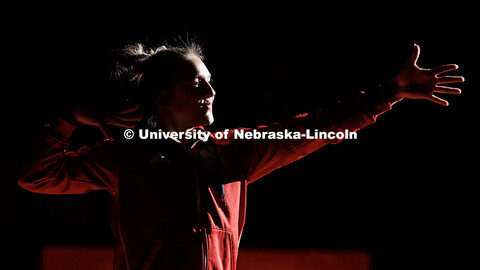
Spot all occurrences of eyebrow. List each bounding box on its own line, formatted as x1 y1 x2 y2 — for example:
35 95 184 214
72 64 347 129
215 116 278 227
195 73 212 80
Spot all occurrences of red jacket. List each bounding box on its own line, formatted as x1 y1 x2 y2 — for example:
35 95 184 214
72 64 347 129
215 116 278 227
18 90 392 270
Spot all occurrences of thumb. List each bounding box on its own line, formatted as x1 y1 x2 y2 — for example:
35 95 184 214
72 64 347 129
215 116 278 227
98 123 115 141
409 44 420 67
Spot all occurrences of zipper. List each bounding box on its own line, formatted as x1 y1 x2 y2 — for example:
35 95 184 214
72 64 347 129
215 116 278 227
190 152 208 270
171 133 207 270
220 184 226 206
212 143 227 207
187 132 225 270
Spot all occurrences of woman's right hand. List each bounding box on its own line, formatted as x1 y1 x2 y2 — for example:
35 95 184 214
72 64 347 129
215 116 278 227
70 104 143 140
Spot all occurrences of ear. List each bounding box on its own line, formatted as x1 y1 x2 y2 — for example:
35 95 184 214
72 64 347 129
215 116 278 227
153 88 172 107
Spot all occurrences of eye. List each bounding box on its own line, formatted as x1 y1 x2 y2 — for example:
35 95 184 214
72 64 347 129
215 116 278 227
192 79 201 88
191 77 213 88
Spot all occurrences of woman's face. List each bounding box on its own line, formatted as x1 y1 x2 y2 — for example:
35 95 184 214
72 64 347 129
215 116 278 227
161 55 215 130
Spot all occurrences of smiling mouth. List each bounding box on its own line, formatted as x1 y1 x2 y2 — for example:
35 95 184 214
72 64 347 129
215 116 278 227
199 97 214 109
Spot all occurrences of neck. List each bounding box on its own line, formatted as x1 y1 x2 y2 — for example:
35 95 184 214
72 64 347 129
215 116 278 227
153 108 192 132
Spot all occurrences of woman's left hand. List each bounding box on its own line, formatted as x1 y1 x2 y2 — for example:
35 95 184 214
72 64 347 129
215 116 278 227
391 44 464 106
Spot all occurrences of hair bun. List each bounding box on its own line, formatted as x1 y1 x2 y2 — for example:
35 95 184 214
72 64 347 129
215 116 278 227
112 43 161 84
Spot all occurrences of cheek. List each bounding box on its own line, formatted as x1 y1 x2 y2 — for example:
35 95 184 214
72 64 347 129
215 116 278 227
173 98 198 112
170 94 202 118
170 90 197 108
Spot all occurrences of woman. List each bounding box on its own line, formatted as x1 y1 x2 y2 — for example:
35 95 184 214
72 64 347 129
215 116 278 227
18 41 463 270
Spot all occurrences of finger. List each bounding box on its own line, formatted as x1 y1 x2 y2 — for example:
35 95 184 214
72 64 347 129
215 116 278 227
113 114 143 121
427 95 449 106
434 85 462 95
409 44 420 66
431 64 459 75
98 124 115 141
119 104 142 114
436 75 465 84
107 118 139 129
112 122 138 129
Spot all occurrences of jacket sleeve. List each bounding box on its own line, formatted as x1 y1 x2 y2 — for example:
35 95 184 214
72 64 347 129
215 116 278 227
17 116 118 195
215 85 395 184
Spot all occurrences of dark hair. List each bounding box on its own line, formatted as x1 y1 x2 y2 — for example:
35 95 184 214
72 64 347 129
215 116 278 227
112 41 204 128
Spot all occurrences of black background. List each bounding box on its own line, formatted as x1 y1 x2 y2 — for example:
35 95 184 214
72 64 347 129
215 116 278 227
1 1 479 269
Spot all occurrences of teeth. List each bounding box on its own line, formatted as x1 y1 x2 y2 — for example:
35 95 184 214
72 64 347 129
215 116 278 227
199 98 214 104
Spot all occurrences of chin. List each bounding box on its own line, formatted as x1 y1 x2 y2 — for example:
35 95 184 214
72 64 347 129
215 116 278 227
204 113 214 126
191 112 214 127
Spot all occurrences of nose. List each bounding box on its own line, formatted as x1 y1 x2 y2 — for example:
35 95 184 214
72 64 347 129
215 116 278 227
204 81 216 98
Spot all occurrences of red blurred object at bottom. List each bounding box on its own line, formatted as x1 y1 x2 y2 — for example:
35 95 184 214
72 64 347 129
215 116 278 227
41 246 371 270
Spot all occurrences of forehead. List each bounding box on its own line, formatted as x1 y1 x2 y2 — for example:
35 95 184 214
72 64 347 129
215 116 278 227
172 56 210 80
